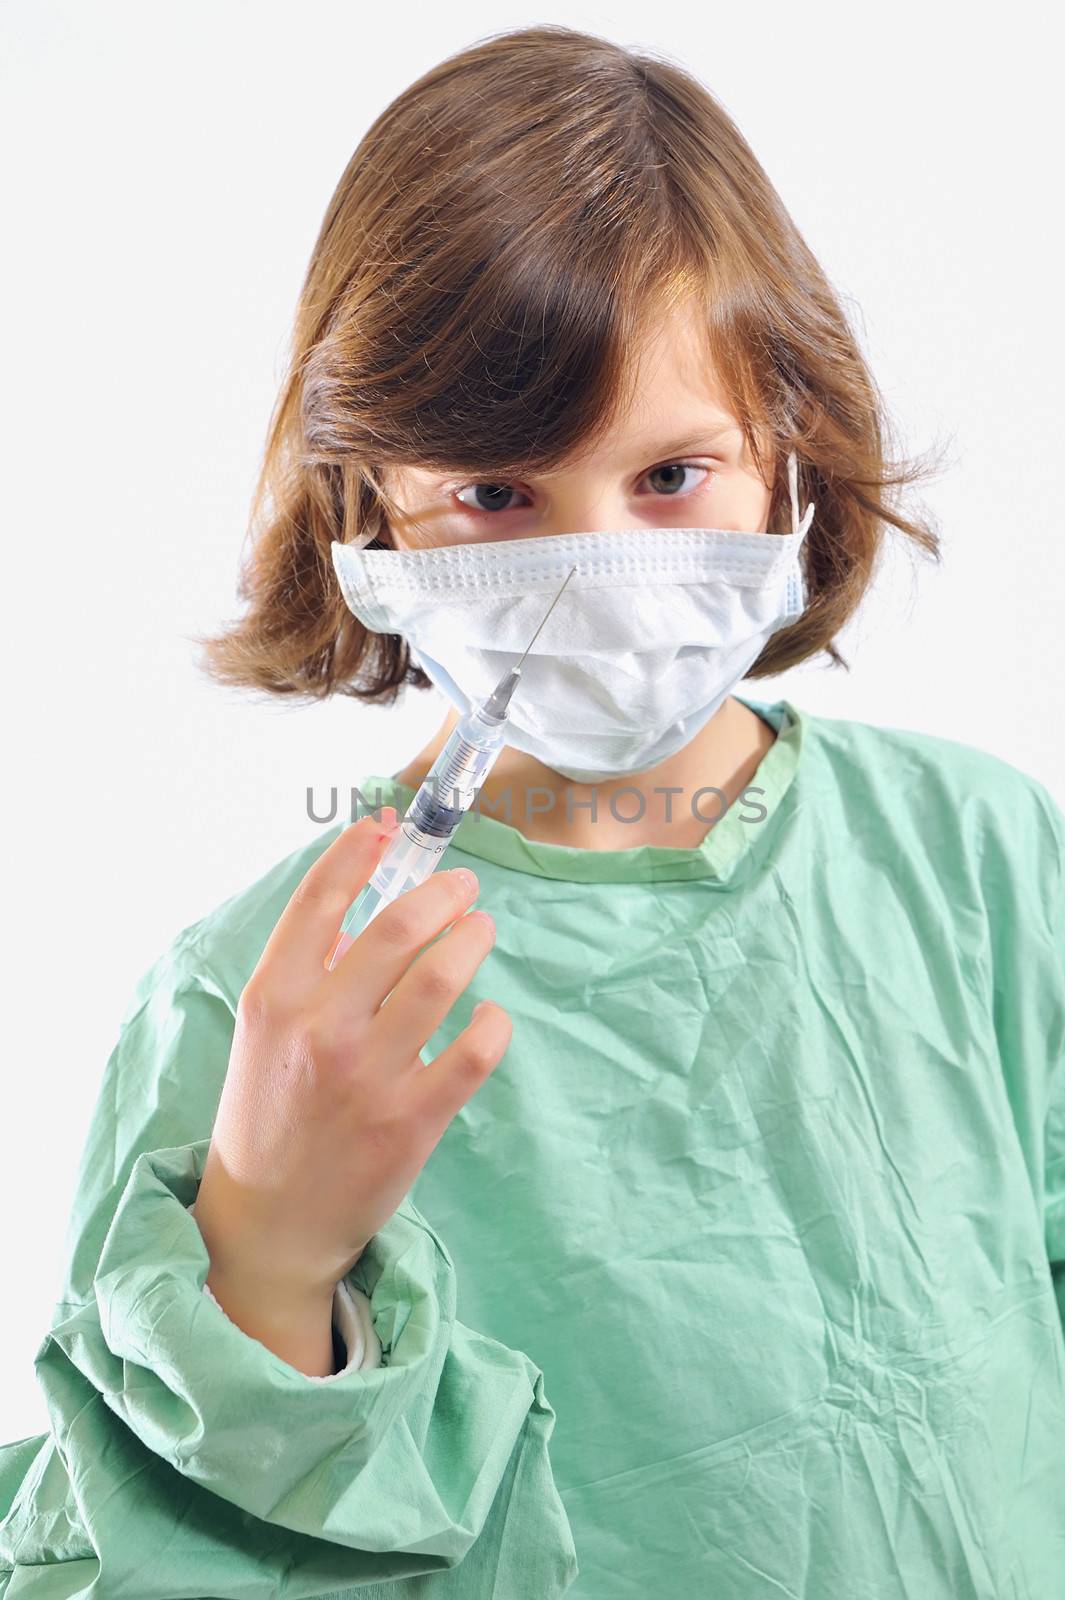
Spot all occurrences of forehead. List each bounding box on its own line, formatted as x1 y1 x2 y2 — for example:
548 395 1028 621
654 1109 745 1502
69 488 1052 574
582 299 739 460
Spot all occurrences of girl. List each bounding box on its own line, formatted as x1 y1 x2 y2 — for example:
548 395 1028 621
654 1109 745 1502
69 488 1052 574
3 24 1063 1600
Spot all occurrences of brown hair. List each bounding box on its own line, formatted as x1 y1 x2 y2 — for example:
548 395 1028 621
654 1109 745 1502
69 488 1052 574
196 23 946 704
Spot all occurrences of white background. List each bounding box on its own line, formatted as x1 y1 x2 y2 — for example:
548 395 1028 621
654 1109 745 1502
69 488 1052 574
2 1 1062 1436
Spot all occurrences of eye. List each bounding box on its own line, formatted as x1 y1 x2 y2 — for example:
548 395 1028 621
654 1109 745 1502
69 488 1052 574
453 482 531 514
638 463 711 497
451 461 712 516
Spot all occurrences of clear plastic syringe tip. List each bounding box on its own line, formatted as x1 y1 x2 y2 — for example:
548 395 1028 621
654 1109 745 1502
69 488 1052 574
482 665 521 721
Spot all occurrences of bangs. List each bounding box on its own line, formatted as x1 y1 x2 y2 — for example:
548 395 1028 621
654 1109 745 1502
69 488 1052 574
338 246 694 482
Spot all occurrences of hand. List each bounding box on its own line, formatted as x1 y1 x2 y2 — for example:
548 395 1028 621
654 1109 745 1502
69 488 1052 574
193 810 511 1311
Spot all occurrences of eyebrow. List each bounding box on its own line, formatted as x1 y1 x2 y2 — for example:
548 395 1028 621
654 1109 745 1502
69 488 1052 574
411 424 740 488
634 424 740 459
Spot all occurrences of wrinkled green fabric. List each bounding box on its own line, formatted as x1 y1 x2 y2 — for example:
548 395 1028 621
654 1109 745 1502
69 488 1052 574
3 693 1064 1598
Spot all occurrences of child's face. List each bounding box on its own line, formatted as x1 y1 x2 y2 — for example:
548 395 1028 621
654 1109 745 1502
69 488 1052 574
380 297 774 550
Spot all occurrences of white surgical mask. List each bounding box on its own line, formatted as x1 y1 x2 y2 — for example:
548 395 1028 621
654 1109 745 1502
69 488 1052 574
331 450 814 784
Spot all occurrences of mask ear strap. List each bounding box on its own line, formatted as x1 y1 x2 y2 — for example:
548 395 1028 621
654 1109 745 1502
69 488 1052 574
347 527 380 551
785 449 816 537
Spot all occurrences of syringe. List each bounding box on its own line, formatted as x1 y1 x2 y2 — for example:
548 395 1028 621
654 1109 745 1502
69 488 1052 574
327 565 576 971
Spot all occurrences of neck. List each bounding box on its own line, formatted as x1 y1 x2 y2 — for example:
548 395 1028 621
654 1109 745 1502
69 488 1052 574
392 695 778 851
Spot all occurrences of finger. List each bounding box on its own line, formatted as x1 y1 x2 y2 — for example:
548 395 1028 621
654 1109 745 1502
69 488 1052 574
368 908 498 1066
257 809 399 996
409 999 514 1128
325 864 482 1011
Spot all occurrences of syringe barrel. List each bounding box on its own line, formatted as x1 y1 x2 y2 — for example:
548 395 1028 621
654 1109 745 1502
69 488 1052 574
364 704 506 906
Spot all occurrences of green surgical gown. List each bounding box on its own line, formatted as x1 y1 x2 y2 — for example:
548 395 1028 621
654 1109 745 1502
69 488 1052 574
2 693 1064 1598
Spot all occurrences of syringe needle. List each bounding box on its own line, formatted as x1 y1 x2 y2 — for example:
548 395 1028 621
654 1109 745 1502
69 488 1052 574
481 564 577 720
514 564 578 670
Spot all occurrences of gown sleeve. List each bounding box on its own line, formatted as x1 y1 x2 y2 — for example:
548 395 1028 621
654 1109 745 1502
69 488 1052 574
0 928 578 1599
1043 803 1065 1342
1047 1058 1065 1339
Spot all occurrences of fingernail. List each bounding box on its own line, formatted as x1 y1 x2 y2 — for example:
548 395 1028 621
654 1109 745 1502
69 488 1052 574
449 867 479 896
467 909 495 934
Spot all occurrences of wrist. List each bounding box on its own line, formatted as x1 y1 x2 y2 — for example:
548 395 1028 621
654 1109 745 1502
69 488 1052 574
204 1264 338 1378
191 1159 339 1304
